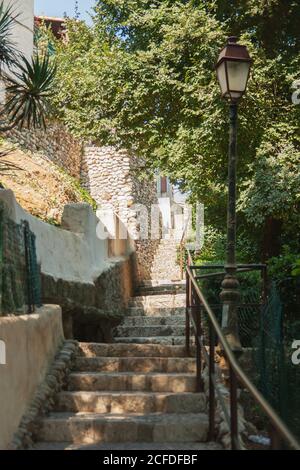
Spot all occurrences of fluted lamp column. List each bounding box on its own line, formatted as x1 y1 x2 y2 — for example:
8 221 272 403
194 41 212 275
216 37 252 352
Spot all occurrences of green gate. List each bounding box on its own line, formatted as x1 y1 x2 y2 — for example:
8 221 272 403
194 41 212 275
0 201 42 315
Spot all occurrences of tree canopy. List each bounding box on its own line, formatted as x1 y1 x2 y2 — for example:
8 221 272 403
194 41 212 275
51 0 300 260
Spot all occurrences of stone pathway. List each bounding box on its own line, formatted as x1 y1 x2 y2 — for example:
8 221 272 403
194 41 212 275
150 235 182 281
32 283 221 450
114 282 187 345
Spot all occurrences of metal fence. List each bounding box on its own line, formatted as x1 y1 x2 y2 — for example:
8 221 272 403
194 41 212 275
253 280 300 441
0 201 42 315
185 249 300 450
187 254 300 447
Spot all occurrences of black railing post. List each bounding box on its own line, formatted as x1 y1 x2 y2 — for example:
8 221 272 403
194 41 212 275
261 265 268 305
229 364 238 449
270 425 282 450
185 272 191 356
209 322 216 440
194 292 204 392
23 220 34 314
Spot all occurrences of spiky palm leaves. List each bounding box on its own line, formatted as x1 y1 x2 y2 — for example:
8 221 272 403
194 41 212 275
0 1 56 132
2 55 56 130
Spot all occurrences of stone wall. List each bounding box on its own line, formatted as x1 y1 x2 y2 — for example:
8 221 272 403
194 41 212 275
4 120 83 179
0 305 64 449
81 145 161 282
42 254 135 342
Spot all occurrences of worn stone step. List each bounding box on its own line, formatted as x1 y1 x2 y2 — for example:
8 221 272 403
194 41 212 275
68 372 196 392
127 306 186 317
136 284 185 296
115 325 185 338
129 293 186 309
38 412 208 444
115 336 187 346
32 441 222 450
75 356 195 373
56 391 205 414
122 316 185 326
139 280 185 287
78 342 190 358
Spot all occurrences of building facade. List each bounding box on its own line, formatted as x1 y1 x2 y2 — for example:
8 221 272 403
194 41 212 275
3 0 34 61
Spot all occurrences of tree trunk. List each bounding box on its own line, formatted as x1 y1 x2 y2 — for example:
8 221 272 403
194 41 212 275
261 217 283 262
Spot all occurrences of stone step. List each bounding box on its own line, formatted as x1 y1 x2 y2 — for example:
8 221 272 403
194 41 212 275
115 325 185 338
139 280 185 288
115 336 187 346
56 391 205 414
129 294 185 309
74 356 195 373
78 342 190 358
127 306 186 317
38 412 208 444
68 372 196 392
122 316 185 326
32 441 222 450
135 285 185 296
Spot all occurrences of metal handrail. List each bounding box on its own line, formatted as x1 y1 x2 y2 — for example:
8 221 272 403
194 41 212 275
185 261 300 450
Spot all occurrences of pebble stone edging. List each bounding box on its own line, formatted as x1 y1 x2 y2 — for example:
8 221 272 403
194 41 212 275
9 340 79 450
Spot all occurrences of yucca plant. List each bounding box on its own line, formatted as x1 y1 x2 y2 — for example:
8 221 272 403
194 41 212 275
2 55 56 130
0 1 56 132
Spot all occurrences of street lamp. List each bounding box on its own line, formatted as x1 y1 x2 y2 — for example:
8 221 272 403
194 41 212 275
216 37 252 352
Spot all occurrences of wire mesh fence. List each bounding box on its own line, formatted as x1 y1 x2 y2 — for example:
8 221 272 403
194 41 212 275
252 280 300 441
195 264 300 441
0 201 42 315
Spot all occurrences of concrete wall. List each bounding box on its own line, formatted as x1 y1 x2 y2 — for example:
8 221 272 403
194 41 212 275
3 0 34 61
0 189 111 284
0 305 63 450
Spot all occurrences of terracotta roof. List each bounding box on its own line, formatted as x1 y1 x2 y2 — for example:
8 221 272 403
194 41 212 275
35 16 66 23
34 16 67 40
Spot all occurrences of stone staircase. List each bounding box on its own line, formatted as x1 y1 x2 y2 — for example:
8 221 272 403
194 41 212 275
32 342 221 450
150 236 181 281
32 283 220 450
114 283 187 345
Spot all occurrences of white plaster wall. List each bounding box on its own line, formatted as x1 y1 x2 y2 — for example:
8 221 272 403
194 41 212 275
0 189 110 284
158 197 172 237
3 0 34 61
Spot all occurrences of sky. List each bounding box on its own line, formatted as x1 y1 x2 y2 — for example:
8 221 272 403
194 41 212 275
35 0 95 22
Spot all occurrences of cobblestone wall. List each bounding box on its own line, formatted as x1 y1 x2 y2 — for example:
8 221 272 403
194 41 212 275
81 145 160 282
4 121 83 179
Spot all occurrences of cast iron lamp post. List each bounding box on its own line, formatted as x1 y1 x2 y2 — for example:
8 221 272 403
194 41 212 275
216 37 252 352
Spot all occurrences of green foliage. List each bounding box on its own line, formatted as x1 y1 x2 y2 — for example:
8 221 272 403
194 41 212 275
238 124 300 227
292 259 300 277
267 246 300 281
52 1 300 259
58 168 97 210
4 55 56 130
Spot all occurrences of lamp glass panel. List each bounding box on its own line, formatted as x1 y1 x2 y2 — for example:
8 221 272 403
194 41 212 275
216 61 228 96
227 60 250 93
